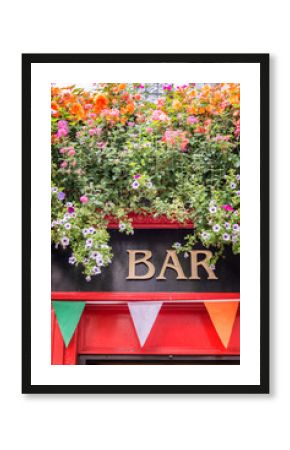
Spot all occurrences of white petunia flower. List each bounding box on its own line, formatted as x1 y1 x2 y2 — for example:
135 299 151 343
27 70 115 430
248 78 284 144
61 236 69 247
209 206 217 214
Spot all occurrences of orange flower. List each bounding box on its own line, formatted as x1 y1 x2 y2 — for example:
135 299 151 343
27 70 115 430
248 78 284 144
51 87 60 97
126 103 135 114
94 94 109 114
172 99 182 111
187 105 198 115
70 102 85 120
51 101 59 117
229 95 240 105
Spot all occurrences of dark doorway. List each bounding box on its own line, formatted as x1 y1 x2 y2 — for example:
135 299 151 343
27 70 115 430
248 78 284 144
78 354 240 365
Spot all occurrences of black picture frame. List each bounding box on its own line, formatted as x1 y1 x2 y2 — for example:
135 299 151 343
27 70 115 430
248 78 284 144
22 53 269 394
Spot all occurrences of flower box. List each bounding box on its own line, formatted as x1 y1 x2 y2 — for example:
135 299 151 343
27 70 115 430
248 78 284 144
106 212 193 229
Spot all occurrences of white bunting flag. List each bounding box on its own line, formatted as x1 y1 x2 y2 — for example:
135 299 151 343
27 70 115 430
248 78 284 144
128 302 163 347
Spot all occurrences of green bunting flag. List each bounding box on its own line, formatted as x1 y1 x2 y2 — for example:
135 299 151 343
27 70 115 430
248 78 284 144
52 301 85 347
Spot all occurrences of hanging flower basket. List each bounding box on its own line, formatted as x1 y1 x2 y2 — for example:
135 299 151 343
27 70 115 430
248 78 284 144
51 83 240 280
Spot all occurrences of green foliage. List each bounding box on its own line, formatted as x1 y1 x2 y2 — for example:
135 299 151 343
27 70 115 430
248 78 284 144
51 83 240 279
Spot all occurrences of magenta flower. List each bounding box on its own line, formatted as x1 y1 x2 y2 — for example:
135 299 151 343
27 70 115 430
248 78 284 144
58 120 68 128
67 207 74 213
134 174 141 180
80 195 88 203
56 128 68 138
222 204 234 212
56 120 69 138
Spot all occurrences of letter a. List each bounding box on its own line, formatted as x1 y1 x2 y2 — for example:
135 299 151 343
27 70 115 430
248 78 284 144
157 250 187 280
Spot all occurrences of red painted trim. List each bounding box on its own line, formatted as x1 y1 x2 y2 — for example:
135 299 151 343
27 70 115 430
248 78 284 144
108 223 193 229
51 307 80 365
51 291 240 301
63 328 79 365
106 212 193 229
51 308 64 364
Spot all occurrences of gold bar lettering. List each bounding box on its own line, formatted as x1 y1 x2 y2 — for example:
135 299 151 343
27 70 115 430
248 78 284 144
189 250 218 280
126 250 156 280
156 250 187 280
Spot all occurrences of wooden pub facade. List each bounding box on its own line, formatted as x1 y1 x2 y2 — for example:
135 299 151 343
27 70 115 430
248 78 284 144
51 215 240 365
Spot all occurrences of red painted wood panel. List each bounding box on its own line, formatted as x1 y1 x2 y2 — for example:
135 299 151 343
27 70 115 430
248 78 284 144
51 308 80 365
77 303 240 356
51 292 240 301
51 309 64 364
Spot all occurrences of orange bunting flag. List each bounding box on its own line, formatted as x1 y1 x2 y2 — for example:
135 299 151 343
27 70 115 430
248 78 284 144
204 301 239 348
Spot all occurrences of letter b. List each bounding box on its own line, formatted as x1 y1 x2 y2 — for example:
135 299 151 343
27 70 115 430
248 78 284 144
126 250 156 280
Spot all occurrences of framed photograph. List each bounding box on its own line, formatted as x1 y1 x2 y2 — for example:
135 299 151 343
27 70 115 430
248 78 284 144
22 53 269 394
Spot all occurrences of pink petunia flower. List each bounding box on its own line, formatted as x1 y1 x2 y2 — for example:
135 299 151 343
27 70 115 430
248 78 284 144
222 204 234 212
187 115 198 125
80 195 88 203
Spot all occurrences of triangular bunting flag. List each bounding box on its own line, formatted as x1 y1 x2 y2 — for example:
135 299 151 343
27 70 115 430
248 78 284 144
204 301 239 348
52 301 85 348
128 302 163 347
